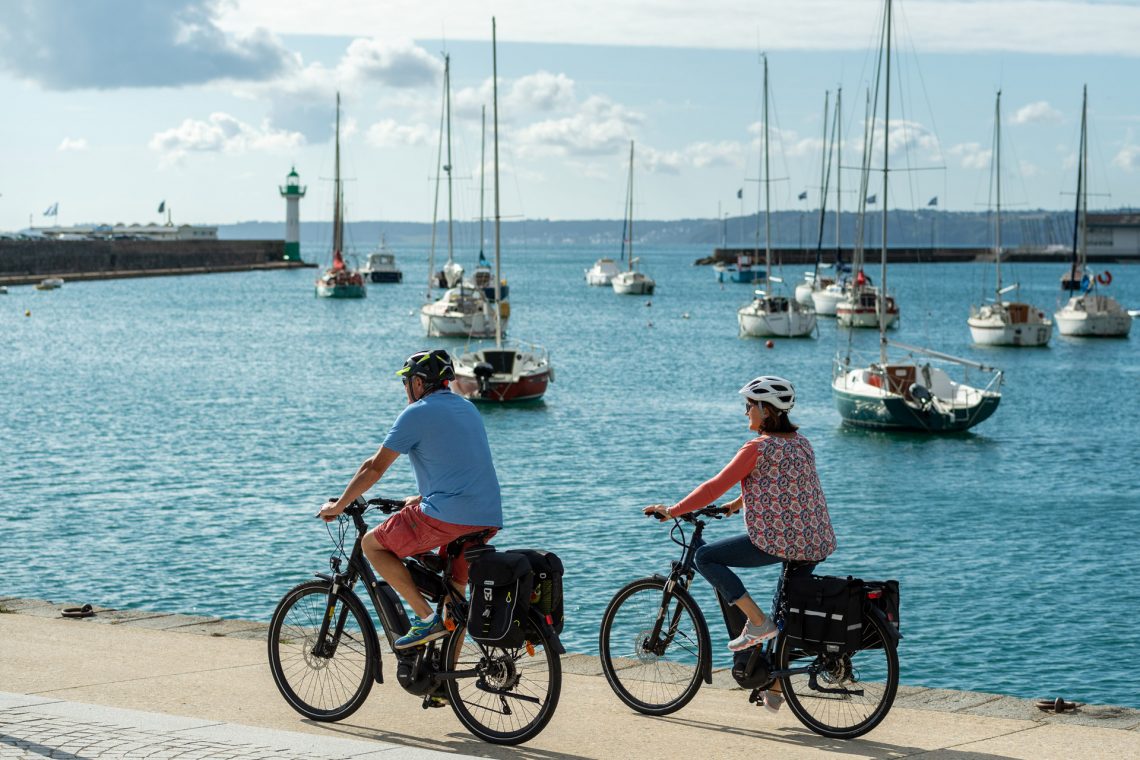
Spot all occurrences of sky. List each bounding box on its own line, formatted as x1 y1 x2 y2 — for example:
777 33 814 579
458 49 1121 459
1 0 1139 231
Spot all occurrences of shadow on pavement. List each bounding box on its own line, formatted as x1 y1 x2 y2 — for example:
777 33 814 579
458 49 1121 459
302 719 592 760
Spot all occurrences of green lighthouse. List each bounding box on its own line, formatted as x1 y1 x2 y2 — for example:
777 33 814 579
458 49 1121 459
279 166 306 261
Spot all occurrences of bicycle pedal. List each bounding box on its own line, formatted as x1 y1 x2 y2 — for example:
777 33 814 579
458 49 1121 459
748 689 763 705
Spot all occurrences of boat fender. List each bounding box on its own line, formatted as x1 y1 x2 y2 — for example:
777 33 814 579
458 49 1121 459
1096 271 1112 286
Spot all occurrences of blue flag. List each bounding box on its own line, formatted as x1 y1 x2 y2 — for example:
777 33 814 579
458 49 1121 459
797 191 808 200
736 188 743 199
158 200 165 213
927 196 938 207
43 202 58 216
866 194 877 204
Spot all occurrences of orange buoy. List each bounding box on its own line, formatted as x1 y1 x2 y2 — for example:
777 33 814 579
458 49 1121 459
765 340 774 349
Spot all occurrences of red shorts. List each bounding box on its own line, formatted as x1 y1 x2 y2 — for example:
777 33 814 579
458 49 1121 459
371 505 496 586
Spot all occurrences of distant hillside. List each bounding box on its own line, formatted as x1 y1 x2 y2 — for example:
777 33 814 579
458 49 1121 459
219 209 1119 249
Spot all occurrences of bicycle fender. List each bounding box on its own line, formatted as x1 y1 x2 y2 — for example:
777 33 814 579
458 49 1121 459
867 605 902 645
651 574 714 685
529 609 566 655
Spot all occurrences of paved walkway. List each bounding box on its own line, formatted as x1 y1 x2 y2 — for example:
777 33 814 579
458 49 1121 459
2 596 1139 759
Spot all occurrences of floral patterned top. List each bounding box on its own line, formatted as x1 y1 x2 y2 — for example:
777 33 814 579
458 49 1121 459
669 433 836 562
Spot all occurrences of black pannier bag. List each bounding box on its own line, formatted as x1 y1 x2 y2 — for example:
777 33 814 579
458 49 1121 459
862 579 900 647
783 574 864 653
510 548 564 635
466 549 533 648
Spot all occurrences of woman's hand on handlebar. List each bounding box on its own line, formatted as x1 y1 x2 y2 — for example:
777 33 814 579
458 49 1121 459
724 496 743 516
317 498 345 522
643 504 673 521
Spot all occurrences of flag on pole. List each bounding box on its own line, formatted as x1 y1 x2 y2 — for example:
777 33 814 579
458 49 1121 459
927 196 938 207
736 188 743 199
797 191 808 201
43 202 59 216
866 194 877 204
157 200 165 213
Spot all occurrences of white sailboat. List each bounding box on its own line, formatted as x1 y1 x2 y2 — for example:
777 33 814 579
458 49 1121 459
585 258 621 286
454 19 553 403
833 0 1002 433
612 141 656 296
738 55 816 338
421 54 498 338
799 88 850 312
1053 87 1131 338
968 91 1052 346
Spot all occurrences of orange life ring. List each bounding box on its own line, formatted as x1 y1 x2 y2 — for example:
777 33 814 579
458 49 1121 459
1097 271 1112 286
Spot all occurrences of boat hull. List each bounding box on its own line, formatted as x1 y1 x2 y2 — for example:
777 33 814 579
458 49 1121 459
1054 296 1132 337
452 370 550 402
420 311 497 338
366 271 402 283
315 283 366 298
612 273 655 295
738 305 817 338
794 282 814 305
836 305 898 329
968 320 1052 346
811 287 845 316
832 368 1001 433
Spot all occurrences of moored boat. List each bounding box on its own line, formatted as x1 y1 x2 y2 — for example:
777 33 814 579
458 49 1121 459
585 257 620 286
315 93 365 299
611 141 656 296
34 277 64 291
360 237 402 283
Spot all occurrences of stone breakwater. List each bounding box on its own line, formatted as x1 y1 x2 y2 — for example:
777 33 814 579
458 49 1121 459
0 238 311 285
3 594 1138 734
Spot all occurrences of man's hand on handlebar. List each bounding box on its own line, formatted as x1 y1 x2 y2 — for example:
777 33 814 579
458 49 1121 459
317 499 345 522
403 494 422 510
643 504 672 521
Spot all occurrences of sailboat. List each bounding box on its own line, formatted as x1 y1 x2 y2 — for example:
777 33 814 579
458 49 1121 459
1053 87 1132 338
611 141 656 296
420 55 498 338
454 19 553 403
738 55 816 338
832 0 1002 433
968 91 1053 346
472 105 510 305
797 88 849 310
315 93 366 299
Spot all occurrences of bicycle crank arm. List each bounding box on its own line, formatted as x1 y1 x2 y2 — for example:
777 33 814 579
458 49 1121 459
432 668 481 681
474 682 542 704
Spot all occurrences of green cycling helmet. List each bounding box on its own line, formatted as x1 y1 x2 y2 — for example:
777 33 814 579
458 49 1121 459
396 349 455 389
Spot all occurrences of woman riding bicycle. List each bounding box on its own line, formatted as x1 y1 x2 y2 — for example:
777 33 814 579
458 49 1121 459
644 376 836 710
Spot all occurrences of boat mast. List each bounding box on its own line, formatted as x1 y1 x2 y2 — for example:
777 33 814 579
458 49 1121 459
762 54 772 285
627 140 635 272
812 90 831 282
1069 86 1086 289
427 59 446 300
853 88 872 280
1079 86 1089 278
879 0 892 365
332 92 343 259
835 87 842 272
994 90 1003 298
492 18 503 347
480 105 486 263
445 55 454 266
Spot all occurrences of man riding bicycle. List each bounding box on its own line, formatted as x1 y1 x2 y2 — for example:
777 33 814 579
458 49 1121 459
318 349 502 650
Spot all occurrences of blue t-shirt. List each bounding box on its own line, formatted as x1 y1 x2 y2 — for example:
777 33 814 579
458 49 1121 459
382 389 503 528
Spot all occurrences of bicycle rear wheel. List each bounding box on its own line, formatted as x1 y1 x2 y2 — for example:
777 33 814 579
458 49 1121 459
444 610 561 745
775 609 899 739
599 577 709 716
268 580 377 722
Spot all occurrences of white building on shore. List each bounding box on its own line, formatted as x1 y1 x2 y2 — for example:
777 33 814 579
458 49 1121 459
1087 212 1140 258
34 223 218 241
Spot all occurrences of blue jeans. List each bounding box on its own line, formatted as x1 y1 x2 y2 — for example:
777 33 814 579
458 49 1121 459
693 533 784 604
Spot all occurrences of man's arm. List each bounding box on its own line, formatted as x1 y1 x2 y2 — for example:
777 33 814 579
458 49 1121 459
318 447 401 520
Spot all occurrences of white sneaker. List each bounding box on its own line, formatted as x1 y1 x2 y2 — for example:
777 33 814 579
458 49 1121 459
762 690 784 714
727 617 778 651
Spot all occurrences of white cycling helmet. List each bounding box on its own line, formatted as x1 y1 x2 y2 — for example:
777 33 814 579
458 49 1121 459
739 376 795 411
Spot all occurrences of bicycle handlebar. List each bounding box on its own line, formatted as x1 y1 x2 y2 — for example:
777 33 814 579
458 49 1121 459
648 504 731 522
329 496 405 518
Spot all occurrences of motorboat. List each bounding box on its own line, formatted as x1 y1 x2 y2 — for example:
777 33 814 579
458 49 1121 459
360 237 402 283
585 257 621 286
315 94 365 299
34 278 64 291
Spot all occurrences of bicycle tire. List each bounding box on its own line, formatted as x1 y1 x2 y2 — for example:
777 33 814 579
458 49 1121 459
268 579 378 722
599 577 709 716
445 609 562 745
776 608 899 739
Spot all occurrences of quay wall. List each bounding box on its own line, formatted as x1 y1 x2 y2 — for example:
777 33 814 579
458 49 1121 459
700 246 1139 265
0 239 308 285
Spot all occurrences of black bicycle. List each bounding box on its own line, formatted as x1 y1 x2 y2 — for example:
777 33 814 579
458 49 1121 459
598 505 899 739
267 497 563 745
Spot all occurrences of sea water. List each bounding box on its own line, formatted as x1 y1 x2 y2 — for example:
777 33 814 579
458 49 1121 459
2 244 1137 708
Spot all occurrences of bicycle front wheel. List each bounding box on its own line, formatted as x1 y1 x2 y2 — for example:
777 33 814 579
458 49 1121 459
444 610 562 745
775 609 899 739
599 577 709 715
267 580 377 722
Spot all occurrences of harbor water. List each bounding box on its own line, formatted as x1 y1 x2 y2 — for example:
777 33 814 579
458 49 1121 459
2 244 1138 708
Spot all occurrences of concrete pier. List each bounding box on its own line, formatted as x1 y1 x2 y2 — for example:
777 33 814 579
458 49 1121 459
2 597 1137 759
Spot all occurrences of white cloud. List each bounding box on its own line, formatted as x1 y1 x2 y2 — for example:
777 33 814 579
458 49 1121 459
367 119 432 148
149 112 303 164
640 146 684 175
1113 143 1140 171
339 38 441 88
57 137 87 152
514 95 644 158
1012 101 1063 125
508 71 576 112
948 141 992 169
1019 160 1041 178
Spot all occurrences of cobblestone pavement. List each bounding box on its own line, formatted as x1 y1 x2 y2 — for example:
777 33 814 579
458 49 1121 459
0 695 457 760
